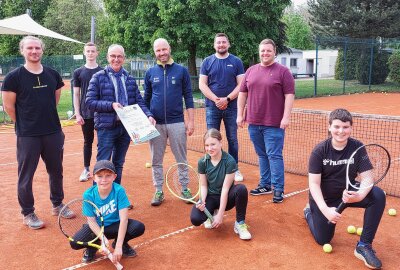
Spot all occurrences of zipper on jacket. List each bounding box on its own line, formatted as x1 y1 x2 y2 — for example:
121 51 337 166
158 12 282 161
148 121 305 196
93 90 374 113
163 67 167 124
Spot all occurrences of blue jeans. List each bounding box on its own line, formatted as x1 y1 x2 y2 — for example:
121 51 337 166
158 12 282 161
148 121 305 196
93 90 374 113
97 123 131 184
206 105 238 163
248 125 285 192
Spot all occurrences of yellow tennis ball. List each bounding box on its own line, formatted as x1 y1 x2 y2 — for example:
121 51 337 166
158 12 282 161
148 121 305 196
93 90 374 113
347 225 356 234
356 227 363 236
323 243 332 253
388 208 397 216
145 162 151 168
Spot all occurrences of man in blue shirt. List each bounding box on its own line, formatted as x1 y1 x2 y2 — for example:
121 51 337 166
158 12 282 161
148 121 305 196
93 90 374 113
144 38 195 206
199 33 245 182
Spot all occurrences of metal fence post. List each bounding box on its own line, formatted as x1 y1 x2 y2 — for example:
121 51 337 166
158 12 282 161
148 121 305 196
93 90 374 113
368 39 375 91
343 37 348 94
314 36 319 96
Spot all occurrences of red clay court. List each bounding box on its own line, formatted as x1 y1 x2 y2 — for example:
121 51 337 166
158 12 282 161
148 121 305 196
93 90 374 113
0 92 399 269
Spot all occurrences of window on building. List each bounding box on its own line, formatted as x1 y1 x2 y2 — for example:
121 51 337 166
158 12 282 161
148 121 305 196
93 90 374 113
281 57 287 66
290 58 297 67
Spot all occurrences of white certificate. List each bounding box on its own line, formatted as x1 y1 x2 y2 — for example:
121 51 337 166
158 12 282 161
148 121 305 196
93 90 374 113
115 104 160 144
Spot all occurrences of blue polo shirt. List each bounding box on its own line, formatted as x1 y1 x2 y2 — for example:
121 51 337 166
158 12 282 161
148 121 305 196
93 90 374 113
200 53 244 108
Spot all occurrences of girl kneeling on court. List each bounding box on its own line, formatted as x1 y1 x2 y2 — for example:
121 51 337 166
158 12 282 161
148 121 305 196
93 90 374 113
190 128 251 240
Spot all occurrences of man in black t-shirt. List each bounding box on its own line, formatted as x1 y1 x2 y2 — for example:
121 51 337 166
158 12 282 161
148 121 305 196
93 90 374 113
73 42 102 182
304 108 386 269
1 36 75 230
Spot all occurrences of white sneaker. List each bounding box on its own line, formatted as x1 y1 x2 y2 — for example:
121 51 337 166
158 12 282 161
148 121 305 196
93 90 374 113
234 170 244 182
203 218 212 229
203 209 219 229
79 168 90 182
234 221 252 240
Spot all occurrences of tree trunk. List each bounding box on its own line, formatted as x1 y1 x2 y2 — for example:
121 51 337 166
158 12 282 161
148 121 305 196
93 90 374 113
188 44 197 76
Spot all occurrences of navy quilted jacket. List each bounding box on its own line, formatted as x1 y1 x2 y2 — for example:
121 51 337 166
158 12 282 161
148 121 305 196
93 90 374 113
86 67 153 129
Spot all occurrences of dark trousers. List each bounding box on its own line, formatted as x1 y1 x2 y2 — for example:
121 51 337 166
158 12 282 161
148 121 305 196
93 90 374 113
305 186 386 245
17 131 65 216
70 219 145 251
81 118 95 168
190 184 248 226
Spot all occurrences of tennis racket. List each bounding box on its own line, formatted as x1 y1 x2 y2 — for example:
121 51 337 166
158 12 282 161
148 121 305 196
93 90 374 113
58 199 123 270
165 163 214 222
332 144 390 219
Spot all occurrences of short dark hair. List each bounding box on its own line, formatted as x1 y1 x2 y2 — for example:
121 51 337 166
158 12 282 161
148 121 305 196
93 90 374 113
214 33 229 43
329 108 353 125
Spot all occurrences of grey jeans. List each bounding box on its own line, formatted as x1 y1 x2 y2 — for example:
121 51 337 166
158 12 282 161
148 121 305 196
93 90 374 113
149 122 187 190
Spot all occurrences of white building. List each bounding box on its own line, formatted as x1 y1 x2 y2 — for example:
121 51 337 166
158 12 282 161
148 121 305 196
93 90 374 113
276 48 338 78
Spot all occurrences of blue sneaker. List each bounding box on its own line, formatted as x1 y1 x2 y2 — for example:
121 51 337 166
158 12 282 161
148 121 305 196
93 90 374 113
354 242 382 269
273 190 284 203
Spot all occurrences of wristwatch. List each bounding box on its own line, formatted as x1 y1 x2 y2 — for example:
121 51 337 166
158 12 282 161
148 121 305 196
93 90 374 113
227 97 231 102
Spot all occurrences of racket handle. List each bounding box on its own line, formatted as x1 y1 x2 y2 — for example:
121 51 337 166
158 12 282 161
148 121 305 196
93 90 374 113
335 202 346 214
204 208 214 222
104 246 124 270
327 202 347 224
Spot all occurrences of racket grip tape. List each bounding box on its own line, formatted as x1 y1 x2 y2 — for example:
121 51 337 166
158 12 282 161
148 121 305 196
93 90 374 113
335 202 346 214
204 208 214 222
104 247 124 270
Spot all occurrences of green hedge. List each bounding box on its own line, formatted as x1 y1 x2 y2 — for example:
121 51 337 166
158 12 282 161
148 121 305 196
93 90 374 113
389 51 400 84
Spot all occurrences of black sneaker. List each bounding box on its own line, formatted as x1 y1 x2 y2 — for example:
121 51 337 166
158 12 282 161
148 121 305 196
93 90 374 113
249 186 272 196
273 190 284 203
122 243 137 258
82 248 97 263
112 241 137 258
354 243 382 269
303 204 311 219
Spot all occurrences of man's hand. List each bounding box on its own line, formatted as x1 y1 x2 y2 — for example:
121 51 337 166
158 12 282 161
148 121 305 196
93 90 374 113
237 115 245 128
342 190 363 204
214 97 228 110
112 102 123 110
280 116 290 129
185 120 195 136
148 116 156 126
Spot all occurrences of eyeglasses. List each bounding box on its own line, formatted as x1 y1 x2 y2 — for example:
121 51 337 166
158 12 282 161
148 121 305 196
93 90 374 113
108 54 124 60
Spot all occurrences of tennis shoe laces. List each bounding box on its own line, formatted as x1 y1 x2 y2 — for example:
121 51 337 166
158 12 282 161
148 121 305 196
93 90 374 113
354 243 382 269
151 191 165 206
79 168 91 182
23 212 45 229
234 170 244 182
234 222 252 240
181 188 193 204
52 203 76 218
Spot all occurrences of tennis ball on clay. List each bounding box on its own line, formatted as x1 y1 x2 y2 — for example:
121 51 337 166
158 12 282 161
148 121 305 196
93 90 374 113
388 208 397 216
356 227 363 236
323 243 332 253
347 225 356 234
145 162 152 168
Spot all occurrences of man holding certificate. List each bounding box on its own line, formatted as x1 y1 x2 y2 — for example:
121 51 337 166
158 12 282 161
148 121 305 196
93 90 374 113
144 38 195 207
86 44 155 188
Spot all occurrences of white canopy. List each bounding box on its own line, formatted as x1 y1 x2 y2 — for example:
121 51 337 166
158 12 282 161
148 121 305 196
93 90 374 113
0 14 83 44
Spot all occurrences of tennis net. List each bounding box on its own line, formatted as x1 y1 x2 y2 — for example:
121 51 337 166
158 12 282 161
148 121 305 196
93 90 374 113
187 105 400 197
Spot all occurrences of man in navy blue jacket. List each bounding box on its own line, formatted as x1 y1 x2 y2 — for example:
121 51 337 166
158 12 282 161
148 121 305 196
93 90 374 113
86 44 155 187
144 38 195 206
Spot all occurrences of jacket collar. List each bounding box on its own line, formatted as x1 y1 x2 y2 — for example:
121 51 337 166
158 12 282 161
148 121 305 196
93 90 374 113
157 58 174 68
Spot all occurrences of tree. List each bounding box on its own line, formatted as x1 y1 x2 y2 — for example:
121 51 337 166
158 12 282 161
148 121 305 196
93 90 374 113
282 12 314 50
42 0 105 55
100 0 291 75
0 0 51 55
308 0 400 38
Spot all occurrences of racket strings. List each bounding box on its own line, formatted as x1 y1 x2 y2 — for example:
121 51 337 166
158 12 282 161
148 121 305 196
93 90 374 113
353 146 390 188
59 200 101 240
167 164 199 199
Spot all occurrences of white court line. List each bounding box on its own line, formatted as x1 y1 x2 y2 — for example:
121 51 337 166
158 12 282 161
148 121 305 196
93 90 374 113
62 187 310 270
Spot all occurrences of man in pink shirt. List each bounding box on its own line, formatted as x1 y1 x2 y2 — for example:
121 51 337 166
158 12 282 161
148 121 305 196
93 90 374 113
237 38 295 203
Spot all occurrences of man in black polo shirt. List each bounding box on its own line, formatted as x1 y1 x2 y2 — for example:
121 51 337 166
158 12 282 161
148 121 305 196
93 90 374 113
1 36 74 230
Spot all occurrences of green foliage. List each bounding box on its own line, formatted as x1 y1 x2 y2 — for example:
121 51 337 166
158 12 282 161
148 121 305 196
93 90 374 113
334 49 359 80
308 0 400 38
388 51 400 83
42 0 105 55
0 0 51 55
356 48 390 85
100 0 291 75
282 13 314 50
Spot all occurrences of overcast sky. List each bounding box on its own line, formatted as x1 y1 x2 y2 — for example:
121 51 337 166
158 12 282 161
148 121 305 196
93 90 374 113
292 0 308 6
